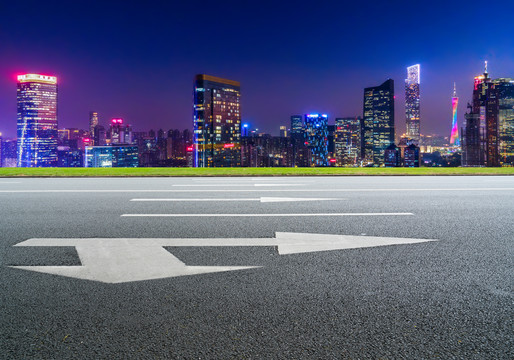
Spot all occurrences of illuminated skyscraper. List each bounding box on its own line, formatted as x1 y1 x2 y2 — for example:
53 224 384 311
89 112 98 139
450 83 460 146
334 117 361 165
304 114 328 166
193 74 241 167
290 115 303 135
17 74 58 167
494 78 514 165
463 62 501 167
405 64 420 144
362 79 395 165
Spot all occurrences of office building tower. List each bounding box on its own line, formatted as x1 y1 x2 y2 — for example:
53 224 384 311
462 62 501 167
404 144 420 167
450 83 460 146
193 74 241 167
108 118 132 144
362 79 395 165
494 78 514 165
405 65 420 144
89 112 98 139
304 114 328 166
17 74 58 167
94 125 106 146
290 115 303 135
279 126 287 137
334 117 361 165
84 144 139 167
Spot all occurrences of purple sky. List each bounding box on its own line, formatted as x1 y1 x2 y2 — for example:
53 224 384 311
0 0 513 139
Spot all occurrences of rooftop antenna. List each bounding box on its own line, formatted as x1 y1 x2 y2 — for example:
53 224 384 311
484 60 488 75
453 82 457 97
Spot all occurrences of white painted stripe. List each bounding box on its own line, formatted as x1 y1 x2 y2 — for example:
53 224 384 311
130 197 342 203
0 188 513 193
121 213 414 217
172 184 306 187
0 182 21 184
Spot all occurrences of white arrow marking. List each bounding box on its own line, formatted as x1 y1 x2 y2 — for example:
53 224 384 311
130 197 341 203
121 213 413 217
9 233 436 283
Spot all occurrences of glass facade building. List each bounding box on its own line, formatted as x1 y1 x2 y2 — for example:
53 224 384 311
495 78 514 165
84 145 138 167
193 74 241 167
405 65 420 144
17 74 58 167
362 79 395 165
304 114 328 166
334 117 361 165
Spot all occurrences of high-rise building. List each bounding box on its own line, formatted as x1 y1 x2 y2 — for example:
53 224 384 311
290 115 303 135
108 118 132 144
89 112 98 139
334 117 361 165
404 144 420 167
304 114 328 166
462 62 501 167
405 65 420 144
17 74 58 167
450 83 460 146
279 126 287 138
362 79 395 165
494 78 514 165
193 74 241 167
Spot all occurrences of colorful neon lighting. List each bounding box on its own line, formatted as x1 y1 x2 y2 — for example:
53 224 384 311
450 84 460 146
223 143 235 148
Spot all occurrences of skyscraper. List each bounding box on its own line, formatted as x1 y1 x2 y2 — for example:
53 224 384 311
494 78 514 165
290 115 303 135
193 74 241 167
450 83 460 146
334 117 361 165
304 114 328 166
89 112 98 139
462 62 500 167
17 74 58 167
362 79 395 165
405 65 420 144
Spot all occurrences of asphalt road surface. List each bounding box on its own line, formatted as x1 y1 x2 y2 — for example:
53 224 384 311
1 176 513 359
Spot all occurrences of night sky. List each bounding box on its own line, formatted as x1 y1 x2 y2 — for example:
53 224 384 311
0 0 513 139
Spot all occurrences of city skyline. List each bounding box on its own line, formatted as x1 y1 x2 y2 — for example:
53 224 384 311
1 1 513 139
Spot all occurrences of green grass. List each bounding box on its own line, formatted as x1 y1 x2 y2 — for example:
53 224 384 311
0 167 513 177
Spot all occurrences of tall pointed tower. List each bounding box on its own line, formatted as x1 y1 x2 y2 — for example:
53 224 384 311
450 83 460 146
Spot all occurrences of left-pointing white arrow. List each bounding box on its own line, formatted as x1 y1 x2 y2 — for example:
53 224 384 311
10 233 437 283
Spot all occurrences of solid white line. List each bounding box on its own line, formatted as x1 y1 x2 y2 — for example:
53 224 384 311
130 197 343 203
172 184 306 187
131 198 259 202
0 188 513 193
121 213 414 217
0 182 21 184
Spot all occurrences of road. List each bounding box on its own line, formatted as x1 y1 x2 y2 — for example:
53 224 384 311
0 176 513 359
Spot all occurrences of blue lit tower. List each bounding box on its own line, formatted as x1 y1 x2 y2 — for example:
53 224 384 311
17 74 58 167
304 114 328 166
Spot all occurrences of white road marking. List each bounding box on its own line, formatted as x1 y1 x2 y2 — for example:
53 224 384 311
0 182 21 184
172 184 306 187
0 188 512 193
121 213 414 217
11 233 437 283
130 197 342 203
